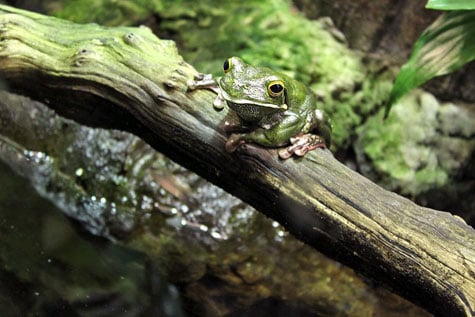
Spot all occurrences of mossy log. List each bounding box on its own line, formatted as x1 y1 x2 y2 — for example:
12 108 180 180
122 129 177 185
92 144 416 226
0 5 474 317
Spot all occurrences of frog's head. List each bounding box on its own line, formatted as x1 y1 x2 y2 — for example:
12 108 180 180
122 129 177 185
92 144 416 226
218 57 288 123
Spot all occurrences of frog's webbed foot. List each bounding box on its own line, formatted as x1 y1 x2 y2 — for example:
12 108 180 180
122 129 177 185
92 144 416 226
278 133 326 159
187 73 226 110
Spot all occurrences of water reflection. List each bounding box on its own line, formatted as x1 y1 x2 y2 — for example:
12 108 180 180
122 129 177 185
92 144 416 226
0 161 184 316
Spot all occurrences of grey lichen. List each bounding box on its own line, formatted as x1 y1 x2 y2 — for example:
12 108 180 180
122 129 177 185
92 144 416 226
356 90 475 196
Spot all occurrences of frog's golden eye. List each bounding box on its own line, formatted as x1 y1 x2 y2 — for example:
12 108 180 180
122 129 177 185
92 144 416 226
267 80 285 97
223 58 232 73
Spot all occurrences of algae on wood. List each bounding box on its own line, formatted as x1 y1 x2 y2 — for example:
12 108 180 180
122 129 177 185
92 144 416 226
0 5 474 317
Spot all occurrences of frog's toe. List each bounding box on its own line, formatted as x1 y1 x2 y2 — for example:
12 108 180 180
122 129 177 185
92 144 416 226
278 148 293 159
187 73 220 94
279 133 326 159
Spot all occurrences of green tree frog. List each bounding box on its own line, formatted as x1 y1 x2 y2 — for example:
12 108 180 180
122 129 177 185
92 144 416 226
189 57 332 159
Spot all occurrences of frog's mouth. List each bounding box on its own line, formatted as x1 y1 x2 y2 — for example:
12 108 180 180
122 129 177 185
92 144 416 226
219 88 288 111
219 89 288 123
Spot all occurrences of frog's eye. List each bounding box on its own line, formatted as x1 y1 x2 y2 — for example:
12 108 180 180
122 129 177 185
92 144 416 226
267 80 285 97
223 58 232 73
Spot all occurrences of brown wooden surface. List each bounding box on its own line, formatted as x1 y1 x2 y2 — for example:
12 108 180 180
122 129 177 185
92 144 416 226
0 5 474 316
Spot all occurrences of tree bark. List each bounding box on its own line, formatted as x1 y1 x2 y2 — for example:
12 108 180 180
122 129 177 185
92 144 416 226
0 5 474 316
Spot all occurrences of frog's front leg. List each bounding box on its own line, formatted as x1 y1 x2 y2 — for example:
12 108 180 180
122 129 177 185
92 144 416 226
187 73 225 110
187 73 218 92
278 134 326 159
278 109 331 159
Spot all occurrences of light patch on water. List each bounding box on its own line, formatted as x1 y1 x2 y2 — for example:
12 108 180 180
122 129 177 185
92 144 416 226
110 202 117 215
75 168 84 177
140 195 153 210
23 150 52 164
210 230 222 239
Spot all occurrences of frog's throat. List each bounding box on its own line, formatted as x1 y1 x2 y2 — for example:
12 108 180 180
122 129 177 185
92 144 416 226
220 89 288 110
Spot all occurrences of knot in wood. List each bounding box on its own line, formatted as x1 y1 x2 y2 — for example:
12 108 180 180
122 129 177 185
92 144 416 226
72 47 95 67
123 32 142 47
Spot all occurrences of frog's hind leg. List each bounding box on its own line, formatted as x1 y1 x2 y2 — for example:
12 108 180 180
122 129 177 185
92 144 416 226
224 121 296 153
224 129 283 153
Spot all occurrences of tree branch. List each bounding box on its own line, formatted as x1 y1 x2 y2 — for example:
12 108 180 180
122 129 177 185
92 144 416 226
0 5 474 316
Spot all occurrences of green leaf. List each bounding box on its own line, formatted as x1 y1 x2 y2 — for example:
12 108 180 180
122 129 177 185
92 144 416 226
385 10 475 117
426 0 475 10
